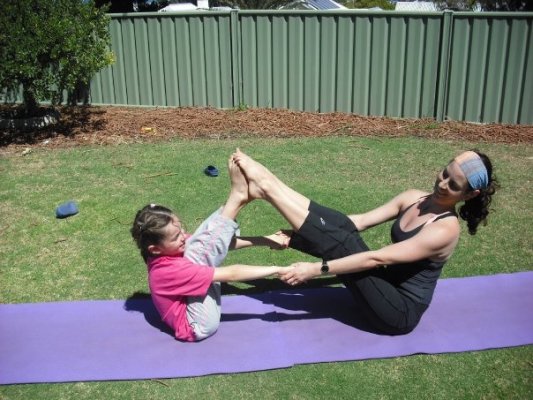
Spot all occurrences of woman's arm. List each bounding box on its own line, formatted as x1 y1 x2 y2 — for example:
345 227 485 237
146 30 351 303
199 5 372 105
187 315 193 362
348 189 427 231
212 265 286 282
280 218 460 284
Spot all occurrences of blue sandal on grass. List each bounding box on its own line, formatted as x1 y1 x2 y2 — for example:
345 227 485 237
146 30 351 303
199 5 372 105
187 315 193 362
204 165 219 177
56 201 79 219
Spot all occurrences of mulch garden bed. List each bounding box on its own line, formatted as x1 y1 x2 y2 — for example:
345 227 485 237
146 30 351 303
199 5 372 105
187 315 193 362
1 105 531 153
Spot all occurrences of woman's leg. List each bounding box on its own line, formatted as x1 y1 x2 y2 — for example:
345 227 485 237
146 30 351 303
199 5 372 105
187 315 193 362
340 271 428 335
233 149 312 231
234 149 369 259
234 150 425 334
286 200 367 260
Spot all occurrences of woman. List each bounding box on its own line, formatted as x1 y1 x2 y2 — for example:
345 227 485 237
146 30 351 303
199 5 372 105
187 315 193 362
233 148 497 335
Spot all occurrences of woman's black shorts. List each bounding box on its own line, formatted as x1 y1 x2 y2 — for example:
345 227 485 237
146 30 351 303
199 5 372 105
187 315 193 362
289 200 369 260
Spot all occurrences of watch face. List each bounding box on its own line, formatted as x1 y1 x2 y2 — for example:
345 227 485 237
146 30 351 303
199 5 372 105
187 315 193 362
321 262 329 274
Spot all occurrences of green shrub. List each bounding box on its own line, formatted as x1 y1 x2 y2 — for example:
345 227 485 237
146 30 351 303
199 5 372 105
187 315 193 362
0 0 114 115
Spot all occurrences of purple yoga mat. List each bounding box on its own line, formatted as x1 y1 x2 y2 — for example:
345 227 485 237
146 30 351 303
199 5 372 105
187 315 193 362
1 272 532 384
268 272 533 364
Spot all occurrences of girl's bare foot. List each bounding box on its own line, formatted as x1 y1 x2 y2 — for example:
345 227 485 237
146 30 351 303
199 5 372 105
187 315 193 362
227 156 249 206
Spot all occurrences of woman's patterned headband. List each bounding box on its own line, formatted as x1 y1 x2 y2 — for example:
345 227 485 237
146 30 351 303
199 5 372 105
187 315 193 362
454 151 488 190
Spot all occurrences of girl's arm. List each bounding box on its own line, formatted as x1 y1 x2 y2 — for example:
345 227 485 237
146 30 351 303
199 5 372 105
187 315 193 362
280 217 460 283
348 189 427 231
230 231 290 250
212 265 285 283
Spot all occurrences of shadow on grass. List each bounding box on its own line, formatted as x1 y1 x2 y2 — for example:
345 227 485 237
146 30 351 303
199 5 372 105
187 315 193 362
222 278 381 334
124 276 382 337
0 105 107 147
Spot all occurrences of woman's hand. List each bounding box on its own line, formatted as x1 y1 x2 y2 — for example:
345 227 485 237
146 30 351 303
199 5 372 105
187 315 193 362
278 262 321 286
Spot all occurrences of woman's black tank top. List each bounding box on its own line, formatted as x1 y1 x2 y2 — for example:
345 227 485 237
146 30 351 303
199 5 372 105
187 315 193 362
384 200 457 305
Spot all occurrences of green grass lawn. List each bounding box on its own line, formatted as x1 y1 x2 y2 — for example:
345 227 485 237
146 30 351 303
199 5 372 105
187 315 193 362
0 136 531 399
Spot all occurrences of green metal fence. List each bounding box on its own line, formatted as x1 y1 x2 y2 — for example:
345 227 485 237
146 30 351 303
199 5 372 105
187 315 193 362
91 12 235 108
36 10 533 124
444 12 532 124
237 11 446 117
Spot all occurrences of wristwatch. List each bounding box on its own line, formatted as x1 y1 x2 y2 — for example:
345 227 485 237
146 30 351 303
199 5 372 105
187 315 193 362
321 260 329 275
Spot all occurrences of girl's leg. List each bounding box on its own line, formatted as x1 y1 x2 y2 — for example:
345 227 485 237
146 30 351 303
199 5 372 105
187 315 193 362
185 155 247 267
220 156 249 221
186 284 222 340
185 157 247 340
185 207 238 340
184 207 239 268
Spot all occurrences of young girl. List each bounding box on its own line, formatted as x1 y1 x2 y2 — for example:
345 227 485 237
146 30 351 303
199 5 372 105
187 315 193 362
131 157 288 342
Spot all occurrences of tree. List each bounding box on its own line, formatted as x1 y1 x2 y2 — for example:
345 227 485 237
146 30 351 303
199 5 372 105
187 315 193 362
0 0 114 116
435 0 532 10
137 0 170 12
478 0 532 10
95 0 133 13
95 0 171 12
434 0 477 10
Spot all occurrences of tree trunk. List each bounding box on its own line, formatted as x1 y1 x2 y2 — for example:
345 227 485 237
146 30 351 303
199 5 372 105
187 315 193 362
22 86 39 117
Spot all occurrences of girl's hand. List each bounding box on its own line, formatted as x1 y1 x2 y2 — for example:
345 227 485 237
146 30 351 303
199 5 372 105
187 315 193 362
273 265 293 277
278 262 320 286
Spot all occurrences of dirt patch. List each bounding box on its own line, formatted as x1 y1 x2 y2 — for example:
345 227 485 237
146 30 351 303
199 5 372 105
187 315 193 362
1 105 531 152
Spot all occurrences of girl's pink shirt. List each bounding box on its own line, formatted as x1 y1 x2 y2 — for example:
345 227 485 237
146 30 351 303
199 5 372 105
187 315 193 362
147 254 214 342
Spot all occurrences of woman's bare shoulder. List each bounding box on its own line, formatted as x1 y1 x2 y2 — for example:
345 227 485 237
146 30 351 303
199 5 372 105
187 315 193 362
396 189 431 207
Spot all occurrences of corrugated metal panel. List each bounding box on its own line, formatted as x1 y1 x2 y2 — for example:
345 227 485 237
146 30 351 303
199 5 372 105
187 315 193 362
446 13 532 124
239 12 442 118
82 11 532 124
90 12 234 108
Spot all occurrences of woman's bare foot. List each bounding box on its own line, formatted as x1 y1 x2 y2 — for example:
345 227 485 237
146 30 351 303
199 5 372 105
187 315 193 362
265 230 292 250
232 148 276 200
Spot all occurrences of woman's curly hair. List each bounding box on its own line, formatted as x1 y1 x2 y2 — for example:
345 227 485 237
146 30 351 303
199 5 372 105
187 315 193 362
458 150 499 235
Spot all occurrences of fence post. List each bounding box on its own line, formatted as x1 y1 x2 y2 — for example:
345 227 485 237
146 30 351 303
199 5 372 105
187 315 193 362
230 10 242 109
436 10 453 122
